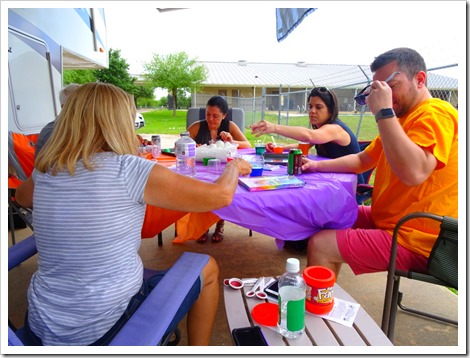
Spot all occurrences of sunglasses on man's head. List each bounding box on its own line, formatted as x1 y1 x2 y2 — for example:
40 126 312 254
353 71 401 106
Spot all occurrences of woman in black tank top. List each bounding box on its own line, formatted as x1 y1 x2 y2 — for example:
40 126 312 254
187 96 251 243
250 88 363 184
188 96 251 148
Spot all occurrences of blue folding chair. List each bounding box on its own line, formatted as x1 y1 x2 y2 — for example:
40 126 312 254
8 234 209 346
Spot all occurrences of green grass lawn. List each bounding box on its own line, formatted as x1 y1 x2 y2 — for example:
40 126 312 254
136 109 378 146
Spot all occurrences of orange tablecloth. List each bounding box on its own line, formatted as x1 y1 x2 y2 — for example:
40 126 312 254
140 153 220 243
141 206 187 239
142 207 220 243
173 212 220 243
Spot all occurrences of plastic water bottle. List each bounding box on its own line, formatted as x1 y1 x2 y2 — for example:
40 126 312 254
151 135 161 159
278 258 306 339
175 131 196 177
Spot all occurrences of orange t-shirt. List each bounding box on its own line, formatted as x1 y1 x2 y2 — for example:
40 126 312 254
11 132 39 178
365 98 458 257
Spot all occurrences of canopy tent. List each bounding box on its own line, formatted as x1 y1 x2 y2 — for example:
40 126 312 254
275 8 316 42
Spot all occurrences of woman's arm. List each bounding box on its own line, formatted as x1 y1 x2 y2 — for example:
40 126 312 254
144 158 251 212
15 176 34 208
251 121 349 145
220 122 251 148
187 122 200 141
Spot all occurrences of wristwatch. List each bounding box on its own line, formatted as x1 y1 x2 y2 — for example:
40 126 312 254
375 108 395 122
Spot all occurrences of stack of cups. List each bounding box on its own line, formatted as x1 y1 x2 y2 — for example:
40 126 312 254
303 266 336 315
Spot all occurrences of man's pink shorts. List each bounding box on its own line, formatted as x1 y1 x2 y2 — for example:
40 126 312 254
336 205 427 275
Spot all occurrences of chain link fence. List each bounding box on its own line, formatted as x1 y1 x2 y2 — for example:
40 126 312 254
193 64 458 142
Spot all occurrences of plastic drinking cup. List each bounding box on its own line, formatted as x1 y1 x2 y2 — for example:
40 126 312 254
207 159 222 174
255 142 266 155
272 145 284 154
203 157 216 166
298 142 310 156
250 156 264 177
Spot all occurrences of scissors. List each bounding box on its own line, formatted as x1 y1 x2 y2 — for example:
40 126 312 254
245 277 268 299
224 277 257 290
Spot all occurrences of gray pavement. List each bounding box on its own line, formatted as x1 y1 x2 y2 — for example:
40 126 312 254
9 223 459 349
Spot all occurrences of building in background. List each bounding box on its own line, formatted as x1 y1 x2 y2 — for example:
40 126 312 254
192 60 458 114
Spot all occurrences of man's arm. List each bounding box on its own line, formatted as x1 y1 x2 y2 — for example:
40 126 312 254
15 176 34 208
376 118 437 186
367 76 437 186
302 151 375 176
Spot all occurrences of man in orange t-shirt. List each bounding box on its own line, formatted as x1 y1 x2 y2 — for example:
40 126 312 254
301 47 458 277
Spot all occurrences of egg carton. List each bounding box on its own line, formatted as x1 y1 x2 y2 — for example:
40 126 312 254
195 141 239 163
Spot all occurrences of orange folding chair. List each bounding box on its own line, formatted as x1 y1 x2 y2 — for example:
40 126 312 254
8 131 38 244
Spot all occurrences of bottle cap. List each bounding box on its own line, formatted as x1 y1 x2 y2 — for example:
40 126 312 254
286 258 300 273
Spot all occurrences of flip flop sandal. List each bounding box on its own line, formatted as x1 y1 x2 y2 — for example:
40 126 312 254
211 225 224 243
196 230 209 244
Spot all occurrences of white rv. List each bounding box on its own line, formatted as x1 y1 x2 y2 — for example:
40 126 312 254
7 8 108 134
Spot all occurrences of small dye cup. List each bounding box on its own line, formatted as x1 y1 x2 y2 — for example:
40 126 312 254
207 158 222 174
203 157 216 166
303 266 336 315
250 157 264 177
272 144 284 154
255 142 266 155
298 142 310 156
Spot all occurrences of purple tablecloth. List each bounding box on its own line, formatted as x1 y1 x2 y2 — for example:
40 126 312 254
194 148 358 245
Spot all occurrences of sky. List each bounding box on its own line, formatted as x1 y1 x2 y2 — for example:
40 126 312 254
105 1 465 80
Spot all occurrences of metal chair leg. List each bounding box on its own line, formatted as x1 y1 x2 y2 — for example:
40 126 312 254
397 291 458 326
8 204 16 245
387 275 401 342
381 273 400 341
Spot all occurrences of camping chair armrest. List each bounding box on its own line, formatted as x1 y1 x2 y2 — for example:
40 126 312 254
109 252 210 346
388 212 444 273
8 235 37 271
356 184 373 193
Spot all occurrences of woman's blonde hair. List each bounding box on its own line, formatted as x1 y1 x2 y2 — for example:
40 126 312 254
36 82 138 175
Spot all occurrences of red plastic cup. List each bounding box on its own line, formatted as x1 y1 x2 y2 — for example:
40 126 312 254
303 266 336 315
272 145 284 154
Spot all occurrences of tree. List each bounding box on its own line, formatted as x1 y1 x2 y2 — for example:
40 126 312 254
177 89 191 109
63 69 96 84
143 52 207 116
95 48 138 95
134 84 156 107
64 49 156 106
156 96 168 108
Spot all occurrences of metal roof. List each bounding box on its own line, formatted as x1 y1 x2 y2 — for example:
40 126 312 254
198 61 458 90
199 60 372 89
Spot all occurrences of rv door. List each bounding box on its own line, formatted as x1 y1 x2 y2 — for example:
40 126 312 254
8 28 60 134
